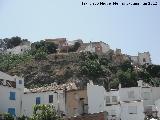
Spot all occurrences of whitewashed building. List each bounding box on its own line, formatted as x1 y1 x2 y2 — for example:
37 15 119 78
87 81 145 120
6 44 31 55
22 82 78 117
0 71 24 117
22 86 66 117
0 71 72 118
119 84 145 120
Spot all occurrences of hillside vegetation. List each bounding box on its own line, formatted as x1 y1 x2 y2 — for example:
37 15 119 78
0 37 160 89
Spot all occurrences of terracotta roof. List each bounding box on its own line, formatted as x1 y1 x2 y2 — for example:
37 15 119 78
25 82 77 93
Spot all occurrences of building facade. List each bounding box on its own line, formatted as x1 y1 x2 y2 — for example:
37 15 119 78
22 89 65 117
6 44 31 55
77 41 110 54
0 71 24 117
130 52 152 65
87 81 147 120
65 89 88 117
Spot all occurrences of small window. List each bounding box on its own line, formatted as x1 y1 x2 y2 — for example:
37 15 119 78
128 91 135 99
106 96 110 104
36 97 41 104
143 58 146 62
128 106 137 114
112 96 117 103
8 108 16 116
10 92 16 100
19 80 22 84
49 95 53 103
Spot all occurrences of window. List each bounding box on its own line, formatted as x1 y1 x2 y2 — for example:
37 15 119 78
49 95 53 103
112 96 117 103
143 58 146 62
128 106 137 114
128 91 135 99
10 92 16 100
143 92 150 100
8 108 16 116
19 80 22 84
36 97 40 104
106 96 110 104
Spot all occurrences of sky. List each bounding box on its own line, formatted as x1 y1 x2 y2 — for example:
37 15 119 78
0 0 160 64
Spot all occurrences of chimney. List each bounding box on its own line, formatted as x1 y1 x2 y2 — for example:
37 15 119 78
137 80 143 87
119 83 121 89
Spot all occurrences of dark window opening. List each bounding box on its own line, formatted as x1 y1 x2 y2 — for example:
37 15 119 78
49 95 53 103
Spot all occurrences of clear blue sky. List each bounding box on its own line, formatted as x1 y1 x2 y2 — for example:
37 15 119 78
0 0 160 64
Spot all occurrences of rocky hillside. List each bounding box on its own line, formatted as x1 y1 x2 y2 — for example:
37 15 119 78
1 37 160 89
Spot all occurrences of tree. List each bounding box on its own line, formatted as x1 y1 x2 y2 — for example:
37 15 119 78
79 52 114 91
146 65 160 78
68 42 81 52
10 36 22 47
3 113 14 120
31 40 46 52
73 42 81 51
150 78 160 87
30 104 63 120
119 60 133 72
117 69 138 87
45 42 58 54
34 48 47 60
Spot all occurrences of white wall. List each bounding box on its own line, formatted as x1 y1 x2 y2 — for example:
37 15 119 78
155 99 160 118
87 83 106 114
0 86 23 117
105 104 121 120
22 90 65 117
119 87 141 101
7 45 31 55
151 87 160 103
87 83 149 120
141 87 153 111
120 101 145 120
87 83 121 120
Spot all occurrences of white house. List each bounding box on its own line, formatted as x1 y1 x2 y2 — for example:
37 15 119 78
0 71 68 118
6 44 31 55
87 81 145 120
87 83 121 120
0 71 24 117
119 85 145 120
22 89 65 117
120 100 144 120
22 82 77 117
